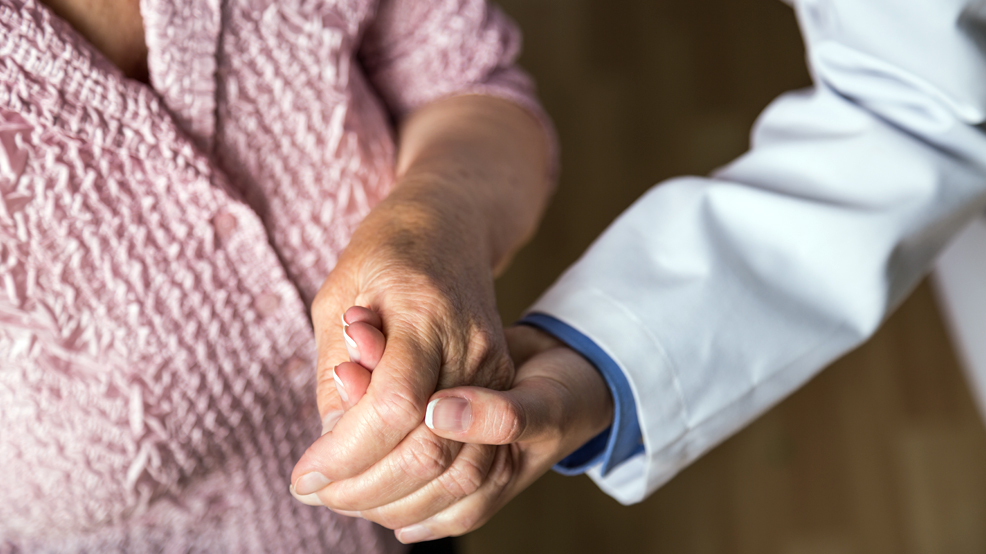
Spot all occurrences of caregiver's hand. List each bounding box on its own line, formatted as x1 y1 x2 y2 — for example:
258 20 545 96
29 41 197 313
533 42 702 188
398 325 613 542
290 95 552 504
298 322 614 542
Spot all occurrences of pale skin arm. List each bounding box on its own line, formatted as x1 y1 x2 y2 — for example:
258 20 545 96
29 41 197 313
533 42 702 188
39 0 149 82
390 94 554 277
410 330 613 542
291 94 555 513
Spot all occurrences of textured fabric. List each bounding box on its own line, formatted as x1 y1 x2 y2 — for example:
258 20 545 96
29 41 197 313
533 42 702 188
0 0 548 551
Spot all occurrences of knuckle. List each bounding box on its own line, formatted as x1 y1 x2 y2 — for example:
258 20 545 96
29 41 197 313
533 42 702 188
489 399 526 444
467 326 495 359
439 451 488 499
397 434 456 482
463 326 513 391
372 388 425 430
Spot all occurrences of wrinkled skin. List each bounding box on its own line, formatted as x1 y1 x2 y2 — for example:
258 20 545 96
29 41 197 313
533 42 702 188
294 310 613 543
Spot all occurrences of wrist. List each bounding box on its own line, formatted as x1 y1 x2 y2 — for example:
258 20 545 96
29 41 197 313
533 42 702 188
506 325 614 435
339 179 491 285
391 96 551 273
518 313 643 476
376 176 493 260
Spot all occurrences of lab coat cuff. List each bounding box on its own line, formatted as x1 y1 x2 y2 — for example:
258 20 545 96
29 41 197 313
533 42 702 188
517 313 645 477
528 278 690 505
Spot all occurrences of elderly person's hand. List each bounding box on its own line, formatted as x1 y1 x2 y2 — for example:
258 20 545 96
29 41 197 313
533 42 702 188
393 325 613 542
290 94 553 515
295 317 613 542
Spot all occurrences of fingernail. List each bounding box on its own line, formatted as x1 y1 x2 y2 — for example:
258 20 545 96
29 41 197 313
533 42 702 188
342 324 360 364
321 410 343 435
425 397 472 433
332 366 348 403
397 524 435 544
289 484 325 506
332 508 362 518
294 472 331 495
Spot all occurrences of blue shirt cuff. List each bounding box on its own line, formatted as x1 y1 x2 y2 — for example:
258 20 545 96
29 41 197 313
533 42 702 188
517 313 644 477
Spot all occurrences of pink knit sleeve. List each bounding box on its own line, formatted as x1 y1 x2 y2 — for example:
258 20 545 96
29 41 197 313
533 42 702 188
359 0 557 160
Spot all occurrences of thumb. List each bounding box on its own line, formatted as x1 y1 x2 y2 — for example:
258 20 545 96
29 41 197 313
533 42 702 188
423 346 612 446
423 383 555 445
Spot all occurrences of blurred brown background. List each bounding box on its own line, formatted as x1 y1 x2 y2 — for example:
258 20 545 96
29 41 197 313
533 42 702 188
470 0 986 552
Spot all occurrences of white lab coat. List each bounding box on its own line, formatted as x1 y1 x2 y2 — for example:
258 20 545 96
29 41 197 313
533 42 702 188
933 217 986 420
530 0 986 504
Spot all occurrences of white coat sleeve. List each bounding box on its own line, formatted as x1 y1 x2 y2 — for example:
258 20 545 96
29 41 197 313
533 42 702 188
529 0 986 504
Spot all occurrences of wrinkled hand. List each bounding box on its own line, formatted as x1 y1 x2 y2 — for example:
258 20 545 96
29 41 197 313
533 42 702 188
289 194 515 514
288 93 554 538
297 314 613 543
409 325 612 541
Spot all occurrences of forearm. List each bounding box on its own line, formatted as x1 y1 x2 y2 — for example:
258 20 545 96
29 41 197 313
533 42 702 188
382 94 554 275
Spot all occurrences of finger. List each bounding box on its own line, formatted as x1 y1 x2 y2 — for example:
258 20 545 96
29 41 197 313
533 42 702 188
289 409 347 504
343 305 383 329
328 348 603 523
351 442 496 529
313 364 346 430
343 320 386 369
293 326 441 488
393 444 522 543
313 308 358 421
425 347 613 446
315 429 490 515
333 362 371 408
423 384 553 446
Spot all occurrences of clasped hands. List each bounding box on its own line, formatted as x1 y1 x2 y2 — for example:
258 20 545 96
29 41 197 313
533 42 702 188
288 205 613 544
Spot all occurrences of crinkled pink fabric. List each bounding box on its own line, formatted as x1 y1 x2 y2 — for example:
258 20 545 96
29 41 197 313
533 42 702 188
0 0 550 551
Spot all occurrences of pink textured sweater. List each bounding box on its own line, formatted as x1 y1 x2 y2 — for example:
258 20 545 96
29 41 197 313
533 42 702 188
0 0 546 551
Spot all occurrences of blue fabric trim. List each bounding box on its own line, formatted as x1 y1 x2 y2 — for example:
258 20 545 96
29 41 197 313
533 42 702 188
518 313 644 476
